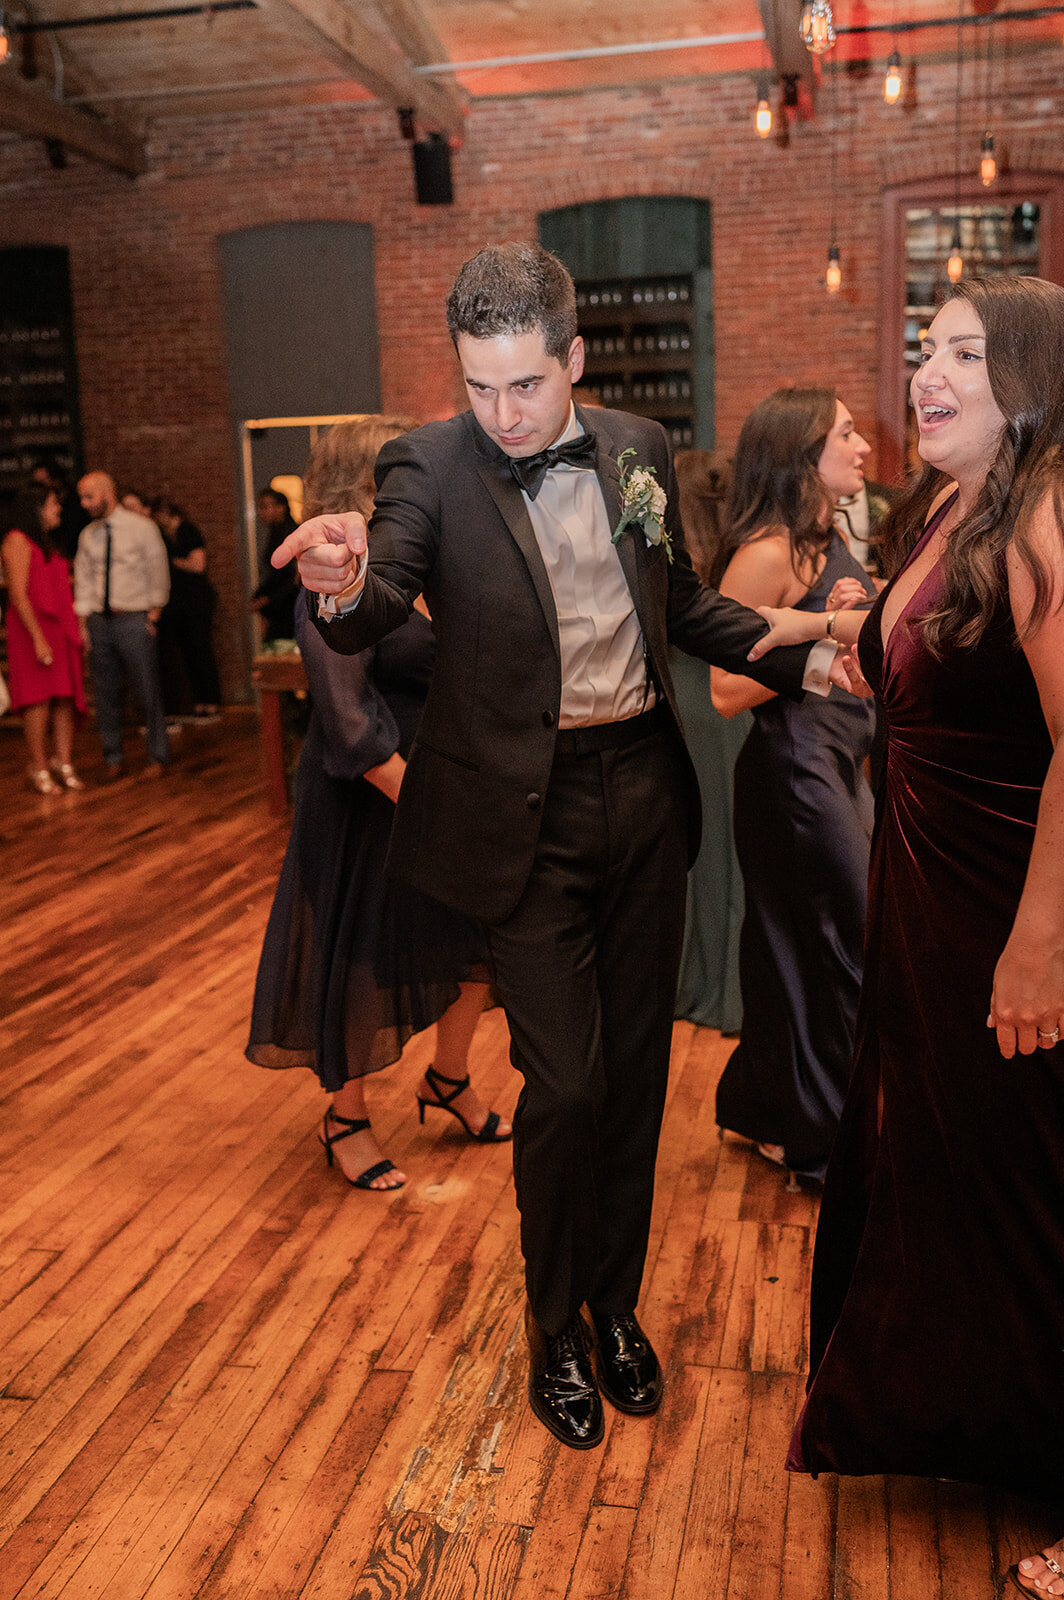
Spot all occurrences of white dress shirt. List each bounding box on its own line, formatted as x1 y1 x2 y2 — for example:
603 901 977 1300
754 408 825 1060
73 505 170 617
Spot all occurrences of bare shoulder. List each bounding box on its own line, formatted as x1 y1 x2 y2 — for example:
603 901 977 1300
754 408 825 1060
718 528 796 608
723 529 793 581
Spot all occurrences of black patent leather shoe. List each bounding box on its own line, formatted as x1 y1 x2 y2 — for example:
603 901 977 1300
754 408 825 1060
525 1304 605 1449
587 1311 663 1414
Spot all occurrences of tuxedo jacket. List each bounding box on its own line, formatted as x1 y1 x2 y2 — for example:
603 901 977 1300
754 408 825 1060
312 405 811 924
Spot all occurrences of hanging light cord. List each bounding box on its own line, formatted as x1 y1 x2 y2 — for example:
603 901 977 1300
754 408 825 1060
954 0 963 219
830 60 839 252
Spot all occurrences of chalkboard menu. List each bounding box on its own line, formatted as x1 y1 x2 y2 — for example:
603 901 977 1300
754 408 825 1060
0 247 82 496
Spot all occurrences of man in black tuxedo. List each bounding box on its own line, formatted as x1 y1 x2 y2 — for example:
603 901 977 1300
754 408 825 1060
274 244 837 1448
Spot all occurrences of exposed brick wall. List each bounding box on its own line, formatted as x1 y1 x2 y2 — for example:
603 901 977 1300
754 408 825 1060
1 46 1062 698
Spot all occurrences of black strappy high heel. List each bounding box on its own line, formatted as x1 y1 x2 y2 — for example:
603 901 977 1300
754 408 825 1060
319 1112 405 1189
415 1066 512 1144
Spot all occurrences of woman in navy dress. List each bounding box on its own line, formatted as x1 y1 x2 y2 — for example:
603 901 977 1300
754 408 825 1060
751 277 1064 1578
709 389 877 1182
247 417 510 1190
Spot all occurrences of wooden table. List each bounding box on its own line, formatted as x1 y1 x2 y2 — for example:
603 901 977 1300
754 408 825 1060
251 652 308 815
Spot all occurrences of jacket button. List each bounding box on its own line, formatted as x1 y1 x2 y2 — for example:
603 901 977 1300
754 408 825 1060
527 793 541 809
542 710 555 726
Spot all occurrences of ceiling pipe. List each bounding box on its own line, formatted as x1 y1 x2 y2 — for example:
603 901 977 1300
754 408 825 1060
413 5 1064 76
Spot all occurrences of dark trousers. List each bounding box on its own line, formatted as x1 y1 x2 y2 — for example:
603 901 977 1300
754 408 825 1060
159 598 221 711
486 717 689 1336
87 611 170 767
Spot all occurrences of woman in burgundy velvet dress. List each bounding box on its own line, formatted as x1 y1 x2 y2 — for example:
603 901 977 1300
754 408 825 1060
750 276 1064 1585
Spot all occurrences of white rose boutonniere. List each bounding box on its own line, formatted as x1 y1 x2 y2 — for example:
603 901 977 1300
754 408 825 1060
611 448 673 563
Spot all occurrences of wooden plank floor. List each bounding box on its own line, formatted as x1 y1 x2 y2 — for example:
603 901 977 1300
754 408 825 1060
0 712 1055 1599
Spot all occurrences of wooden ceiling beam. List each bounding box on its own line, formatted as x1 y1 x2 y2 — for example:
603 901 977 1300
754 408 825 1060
375 0 454 79
756 0 814 87
252 0 466 132
0 72 147 172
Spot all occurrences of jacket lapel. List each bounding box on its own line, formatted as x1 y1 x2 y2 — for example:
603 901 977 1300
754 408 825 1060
588 410 646 631
475 454 562 658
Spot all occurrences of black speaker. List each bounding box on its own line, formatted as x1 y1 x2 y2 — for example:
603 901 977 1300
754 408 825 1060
412 135 453 206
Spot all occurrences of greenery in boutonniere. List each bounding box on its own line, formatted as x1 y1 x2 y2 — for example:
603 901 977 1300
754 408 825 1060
611 448 673 563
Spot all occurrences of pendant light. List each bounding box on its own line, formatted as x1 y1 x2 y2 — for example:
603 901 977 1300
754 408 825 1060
947 229 964 284
980 132 997 187
0 11 9 63
755 75 773 138
947 1 965 284
979 17 997 185
883 49 902 105
826 65 841 294
826 244 842 294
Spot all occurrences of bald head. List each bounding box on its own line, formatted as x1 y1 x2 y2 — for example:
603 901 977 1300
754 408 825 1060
78 471 118 520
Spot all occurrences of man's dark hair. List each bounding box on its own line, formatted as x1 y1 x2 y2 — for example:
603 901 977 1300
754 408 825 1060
446 242 578 363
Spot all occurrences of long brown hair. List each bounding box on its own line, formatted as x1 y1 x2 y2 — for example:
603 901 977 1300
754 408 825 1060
302 415 420 520
877 274 1064 654
674 449 731 585
710 387 838 588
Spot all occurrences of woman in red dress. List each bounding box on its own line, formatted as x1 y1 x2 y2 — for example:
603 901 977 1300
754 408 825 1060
2 487 86 792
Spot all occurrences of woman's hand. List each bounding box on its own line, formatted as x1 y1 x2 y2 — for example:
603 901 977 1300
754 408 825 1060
988 931 1064 1059
745 604 828 662
826 576 869 611
829 650 874 698
33 634 53 668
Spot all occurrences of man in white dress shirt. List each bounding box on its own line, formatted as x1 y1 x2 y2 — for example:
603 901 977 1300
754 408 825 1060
74 471 170 777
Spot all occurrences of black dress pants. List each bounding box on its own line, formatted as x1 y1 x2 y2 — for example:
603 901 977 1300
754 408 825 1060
485 715 689 1336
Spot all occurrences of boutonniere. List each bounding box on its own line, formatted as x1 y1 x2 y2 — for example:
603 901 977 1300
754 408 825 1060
611 448 673 563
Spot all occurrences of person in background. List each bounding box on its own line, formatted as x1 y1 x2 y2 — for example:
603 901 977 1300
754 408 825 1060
73 471 170 778
247 415 509 1191
670 449 748 1036
709 389 877 1184
1 486 86 792
250 487 299 642
152 498 222 720
120 489 153 519
30 455 88 563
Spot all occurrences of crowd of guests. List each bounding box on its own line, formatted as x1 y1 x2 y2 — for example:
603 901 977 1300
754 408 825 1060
3 248 1062 1588
0 462 302 788
252 255 1062 1584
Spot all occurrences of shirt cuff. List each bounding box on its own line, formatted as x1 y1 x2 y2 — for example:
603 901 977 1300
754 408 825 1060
317 553 368 621
802 637 838 697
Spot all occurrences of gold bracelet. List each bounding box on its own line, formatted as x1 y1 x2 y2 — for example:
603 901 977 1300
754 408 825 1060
825 610 837 640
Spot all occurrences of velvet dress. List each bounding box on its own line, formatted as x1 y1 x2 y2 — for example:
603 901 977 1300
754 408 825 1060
716 532 877 1179
246 591 486 1091
788 499 1064 1498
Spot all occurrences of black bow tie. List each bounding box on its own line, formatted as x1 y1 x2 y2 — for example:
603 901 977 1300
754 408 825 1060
508 432 598 500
